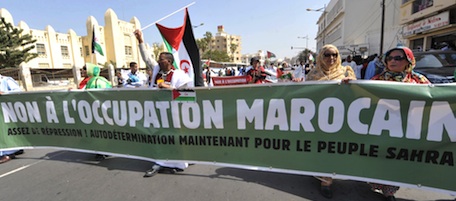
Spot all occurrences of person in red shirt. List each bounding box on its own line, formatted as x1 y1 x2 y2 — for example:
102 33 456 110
78 65 91 89
246 57 271 84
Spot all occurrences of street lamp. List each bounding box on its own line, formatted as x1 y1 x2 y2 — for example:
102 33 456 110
306 5 326 52
193 23 204 28
298 35 309 50
306 7 325 12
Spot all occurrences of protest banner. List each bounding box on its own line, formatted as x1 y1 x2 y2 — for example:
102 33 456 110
0 82 455 194
211 76 249 86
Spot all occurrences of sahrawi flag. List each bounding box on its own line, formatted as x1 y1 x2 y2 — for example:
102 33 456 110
92 25 104 56
267 51 276 58
156 8 203 87
308 53 314 62
172 89 196 102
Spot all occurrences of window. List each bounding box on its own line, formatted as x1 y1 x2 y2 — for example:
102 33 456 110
125 46 132 56
61 45 69 58
411 38 424 51
415 54 441 68
84 46 90 56
124 34 132 45
36 43 46 56
412 0 433 14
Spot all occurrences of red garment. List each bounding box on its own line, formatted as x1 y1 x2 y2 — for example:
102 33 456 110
78 77 91 89
371 71 430 83
247 66 266 84
155 71 174 85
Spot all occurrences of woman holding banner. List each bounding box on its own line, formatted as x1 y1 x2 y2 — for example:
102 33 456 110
305 44 356 199
370 46 429 201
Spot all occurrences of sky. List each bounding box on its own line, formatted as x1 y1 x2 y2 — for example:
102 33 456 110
1 0 329 59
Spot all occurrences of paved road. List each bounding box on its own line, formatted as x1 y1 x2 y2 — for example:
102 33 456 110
0 149 454 201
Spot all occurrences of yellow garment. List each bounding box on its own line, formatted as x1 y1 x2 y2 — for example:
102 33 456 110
306 64 356 81
306 44 357 81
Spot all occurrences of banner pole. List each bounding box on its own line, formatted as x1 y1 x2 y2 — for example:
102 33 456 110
140 2 196 31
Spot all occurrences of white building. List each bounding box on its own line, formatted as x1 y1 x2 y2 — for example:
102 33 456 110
0 8 155 89
314 0 403 58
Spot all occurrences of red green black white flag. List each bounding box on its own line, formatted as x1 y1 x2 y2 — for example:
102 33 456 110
267 51 276 58
92 25 104 56
172 89 196 102
156 8 204 87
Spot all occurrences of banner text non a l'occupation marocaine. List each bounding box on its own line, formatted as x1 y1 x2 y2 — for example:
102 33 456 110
1 82 455 193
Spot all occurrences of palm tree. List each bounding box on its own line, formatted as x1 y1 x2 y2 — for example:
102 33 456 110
229 43 238 62
152 42 164 60
196 39 207 54
203 32 213 59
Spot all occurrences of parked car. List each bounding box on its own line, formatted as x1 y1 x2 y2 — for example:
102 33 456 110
413 50 456 83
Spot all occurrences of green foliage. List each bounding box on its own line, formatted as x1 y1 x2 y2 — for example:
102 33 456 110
229 43 238 61
297 48 316 64
196 38 207 53
152 42 164 61
199 31 213 60
203 50 231 62
0 17 37 68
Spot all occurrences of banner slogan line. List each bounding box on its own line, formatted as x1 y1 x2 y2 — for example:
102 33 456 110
0 83 455 193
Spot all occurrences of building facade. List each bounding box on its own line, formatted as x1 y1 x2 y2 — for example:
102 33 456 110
0 8 154 87
209 25 242 63
400 0 456 51
314 0 403 58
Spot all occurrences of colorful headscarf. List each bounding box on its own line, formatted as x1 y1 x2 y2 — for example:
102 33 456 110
306 44 356 81
372 46 429 84
85 63 112 89
383 46 416 72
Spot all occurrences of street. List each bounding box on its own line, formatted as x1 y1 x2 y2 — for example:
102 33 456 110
0 149 454 201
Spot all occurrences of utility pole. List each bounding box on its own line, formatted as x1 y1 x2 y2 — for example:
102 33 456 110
380 0 385 55
298 35 309 50
306 5 326 52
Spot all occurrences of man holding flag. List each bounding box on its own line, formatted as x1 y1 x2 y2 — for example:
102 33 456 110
134 29 191 177
132 6 202 177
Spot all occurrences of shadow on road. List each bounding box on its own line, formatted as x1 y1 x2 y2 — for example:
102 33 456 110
211 167 420 201
33 150 454 201
41 150 152 173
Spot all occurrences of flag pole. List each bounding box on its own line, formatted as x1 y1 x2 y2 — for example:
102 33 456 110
91 25 94 64
140 2 196 31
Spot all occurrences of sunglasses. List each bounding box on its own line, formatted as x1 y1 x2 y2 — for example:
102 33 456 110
386 56 406 61
324 53 338 58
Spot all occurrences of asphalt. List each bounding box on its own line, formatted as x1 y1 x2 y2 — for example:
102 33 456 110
0 149 454 201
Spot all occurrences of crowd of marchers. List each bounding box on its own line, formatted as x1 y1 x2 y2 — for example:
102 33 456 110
2 27 454 201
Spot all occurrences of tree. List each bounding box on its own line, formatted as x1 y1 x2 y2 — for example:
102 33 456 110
203 50 230 62
201 31 213 59
297 48 315 64
152 42 164 61
203 32 213 50
0 17 37 68
229 43 238 62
